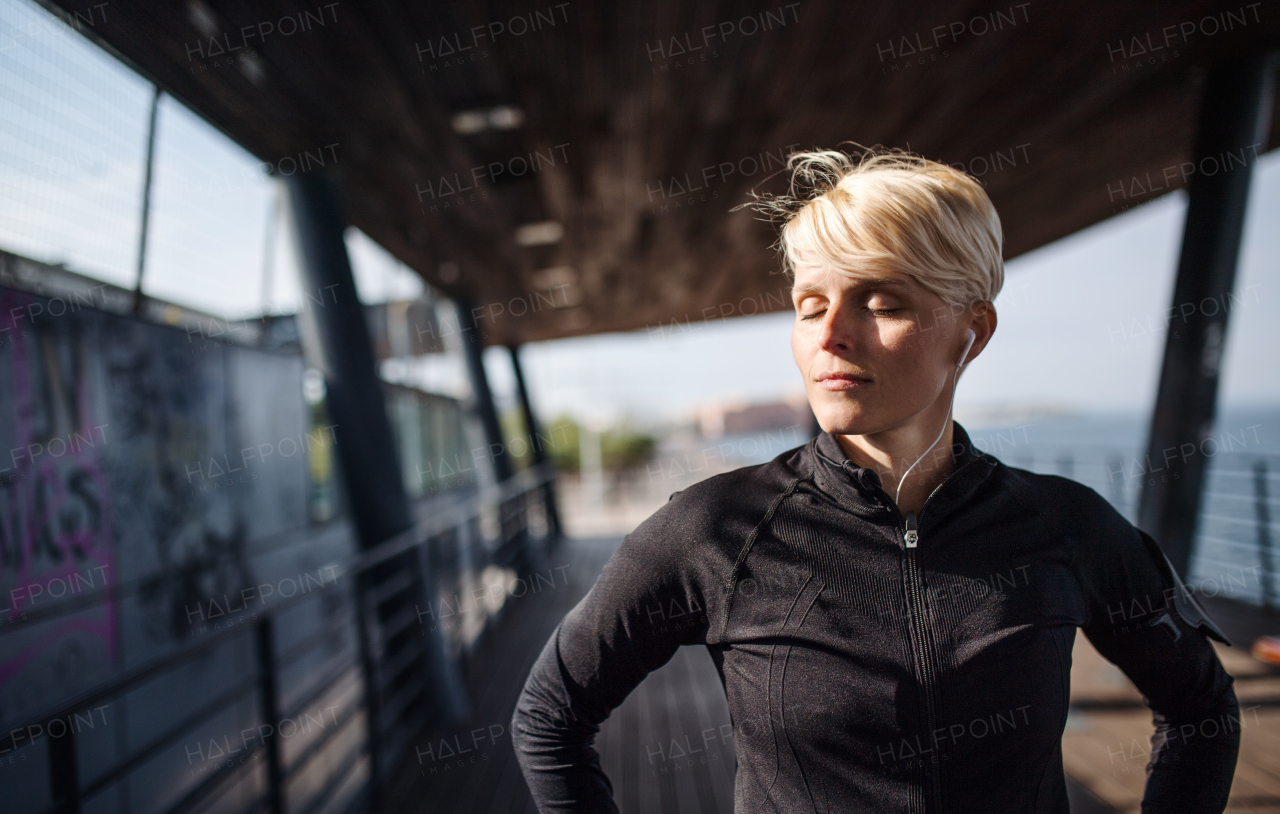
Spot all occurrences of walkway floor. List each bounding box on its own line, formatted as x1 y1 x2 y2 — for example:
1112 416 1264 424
388 533 1280 813
387 534 620 814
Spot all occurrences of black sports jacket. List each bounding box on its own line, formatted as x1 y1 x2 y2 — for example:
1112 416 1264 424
512 423 1240 813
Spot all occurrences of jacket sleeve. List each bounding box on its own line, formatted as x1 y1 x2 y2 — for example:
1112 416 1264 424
1075 489 1239 814
511 499 711 812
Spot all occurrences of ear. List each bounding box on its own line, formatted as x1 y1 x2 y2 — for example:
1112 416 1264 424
962 302 998 363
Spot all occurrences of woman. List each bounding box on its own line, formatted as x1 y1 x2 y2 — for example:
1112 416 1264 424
511 148 1240 813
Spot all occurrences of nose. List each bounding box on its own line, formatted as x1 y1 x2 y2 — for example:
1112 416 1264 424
816 306 851 354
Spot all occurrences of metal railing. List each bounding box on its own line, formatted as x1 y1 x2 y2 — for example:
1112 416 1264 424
0 462 560 814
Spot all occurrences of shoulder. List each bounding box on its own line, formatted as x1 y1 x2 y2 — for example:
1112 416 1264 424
587 443 810 626
627 439 810 564
992 465 1216 616
660 439 808 522
990 463 1130 541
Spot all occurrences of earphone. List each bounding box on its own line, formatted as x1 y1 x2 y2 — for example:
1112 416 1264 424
893 328 976 505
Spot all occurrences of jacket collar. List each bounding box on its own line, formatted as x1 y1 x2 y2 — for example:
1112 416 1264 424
809 420 993 516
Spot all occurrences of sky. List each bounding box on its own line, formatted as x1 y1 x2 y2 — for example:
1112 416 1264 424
1 0 1277 430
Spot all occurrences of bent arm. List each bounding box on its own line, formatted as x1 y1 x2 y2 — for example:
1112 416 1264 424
511 621 625 812
511 519 709 812
1080 521 1239 814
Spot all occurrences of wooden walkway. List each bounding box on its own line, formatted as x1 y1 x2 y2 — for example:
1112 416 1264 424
386 535 1280 813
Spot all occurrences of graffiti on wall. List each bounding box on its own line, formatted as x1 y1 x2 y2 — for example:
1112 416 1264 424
0 285 315 727
0 289 117 720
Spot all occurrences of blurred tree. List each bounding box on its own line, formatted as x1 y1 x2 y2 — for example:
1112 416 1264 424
602 430 656 473
539 417 655 477
546 416 581 473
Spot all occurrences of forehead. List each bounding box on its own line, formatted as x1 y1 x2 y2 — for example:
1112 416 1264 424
790 261 914 296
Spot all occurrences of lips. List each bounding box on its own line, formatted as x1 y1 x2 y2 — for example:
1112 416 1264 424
816 372 871 391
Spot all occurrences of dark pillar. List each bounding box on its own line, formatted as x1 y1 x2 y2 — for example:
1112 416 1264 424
454 296 535 575
1138 52 1277 576
455 296 513 483
509 343 563 540
284 169 412 545
284 170 469 800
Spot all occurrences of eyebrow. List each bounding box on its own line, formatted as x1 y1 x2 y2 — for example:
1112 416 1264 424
791 276 911 294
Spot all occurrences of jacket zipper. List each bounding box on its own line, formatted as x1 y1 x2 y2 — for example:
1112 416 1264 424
893 458 979 813
901 514 942 812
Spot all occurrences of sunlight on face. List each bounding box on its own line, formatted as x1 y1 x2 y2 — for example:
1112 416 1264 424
790 259 966 436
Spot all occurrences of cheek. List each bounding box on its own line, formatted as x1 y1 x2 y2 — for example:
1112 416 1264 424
791 326 808 368
876 324 936 388
880 318 918 347
881 319 935 358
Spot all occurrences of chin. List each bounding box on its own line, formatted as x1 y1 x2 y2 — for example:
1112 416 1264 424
813 399 881 436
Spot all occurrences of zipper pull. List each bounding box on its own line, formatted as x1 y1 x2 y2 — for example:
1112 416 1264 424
904 510 919 548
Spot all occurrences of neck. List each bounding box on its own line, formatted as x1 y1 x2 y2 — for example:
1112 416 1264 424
834 419 958 514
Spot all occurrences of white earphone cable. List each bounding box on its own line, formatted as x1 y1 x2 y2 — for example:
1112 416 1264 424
893 331 975 506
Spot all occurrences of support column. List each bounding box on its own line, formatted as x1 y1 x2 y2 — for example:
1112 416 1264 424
509 343 563 540
284 168 412 546
454 296 536 576
455 296 513 483
1138 52 1277 576
284 170 469 800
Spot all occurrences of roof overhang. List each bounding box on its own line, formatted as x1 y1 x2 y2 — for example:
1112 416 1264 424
42 0 1280 344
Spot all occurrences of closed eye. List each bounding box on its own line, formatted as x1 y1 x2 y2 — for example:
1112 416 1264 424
800 307 900 321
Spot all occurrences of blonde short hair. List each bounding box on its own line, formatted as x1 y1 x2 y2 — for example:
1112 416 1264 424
746 146 1004 309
